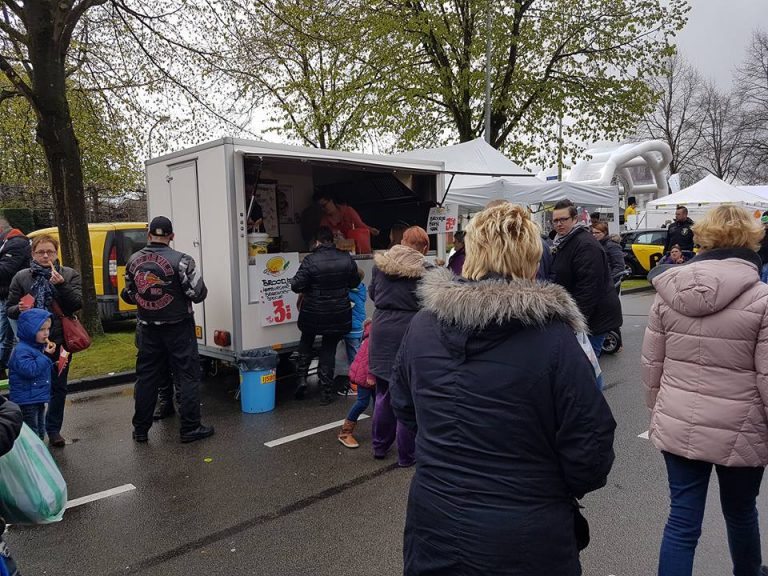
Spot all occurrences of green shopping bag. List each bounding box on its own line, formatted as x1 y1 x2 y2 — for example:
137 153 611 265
0 423 67 524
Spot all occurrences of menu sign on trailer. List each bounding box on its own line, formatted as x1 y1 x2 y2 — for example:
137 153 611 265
426 204 459 234
251 253 300 327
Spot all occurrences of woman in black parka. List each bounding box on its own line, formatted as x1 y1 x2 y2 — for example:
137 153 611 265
290 227 361 404
390 204 616 576
369 226 430 466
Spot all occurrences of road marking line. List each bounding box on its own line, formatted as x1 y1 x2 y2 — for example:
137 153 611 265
638 430 649 439
66 484 136 509
265 415 370 448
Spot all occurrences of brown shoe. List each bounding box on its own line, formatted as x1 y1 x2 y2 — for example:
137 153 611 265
337 420 359 449
48 433 66 447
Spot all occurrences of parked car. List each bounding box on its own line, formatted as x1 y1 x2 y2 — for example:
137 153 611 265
28 222 148 321
621 228 667 277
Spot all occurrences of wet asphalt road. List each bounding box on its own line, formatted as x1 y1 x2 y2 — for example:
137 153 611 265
9 291 768 576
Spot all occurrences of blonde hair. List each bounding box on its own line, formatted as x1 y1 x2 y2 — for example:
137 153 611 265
692 205 764 251
463 203 543 281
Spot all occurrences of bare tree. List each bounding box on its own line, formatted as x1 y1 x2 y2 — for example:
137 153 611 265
695 83 750 183
736 30 768 184
636 54 706 185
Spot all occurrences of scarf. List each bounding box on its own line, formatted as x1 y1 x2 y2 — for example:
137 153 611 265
29 261 55 310
552 222 588 251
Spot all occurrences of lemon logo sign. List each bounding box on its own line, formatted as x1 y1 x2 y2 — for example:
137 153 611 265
264 256 290 276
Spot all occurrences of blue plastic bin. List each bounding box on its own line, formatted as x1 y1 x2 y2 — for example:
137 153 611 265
240 368 276 413
237 349 279 414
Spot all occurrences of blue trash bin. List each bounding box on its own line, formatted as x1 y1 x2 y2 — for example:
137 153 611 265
237 350 279 414
240 368 276 413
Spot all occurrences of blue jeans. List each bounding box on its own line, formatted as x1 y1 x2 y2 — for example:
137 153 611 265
20 403 45 439
46 353 70 436
347 385 375 422
659 451 765 576
761 263 768 283
587 333 606 390
344 336 362 366
0 300 13 371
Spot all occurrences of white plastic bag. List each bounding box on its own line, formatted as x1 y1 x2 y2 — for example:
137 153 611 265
575 332 602 380
0 423 67 524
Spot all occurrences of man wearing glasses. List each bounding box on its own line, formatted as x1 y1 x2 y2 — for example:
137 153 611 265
0 218 29 380
550 199 622 389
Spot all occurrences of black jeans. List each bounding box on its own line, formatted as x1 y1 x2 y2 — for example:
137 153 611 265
298 331 341 380
133 319 202 435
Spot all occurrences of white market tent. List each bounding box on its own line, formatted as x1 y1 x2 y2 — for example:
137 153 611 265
738 185 768 201
643 175 768 228
647 174 768 209
395 138 616 208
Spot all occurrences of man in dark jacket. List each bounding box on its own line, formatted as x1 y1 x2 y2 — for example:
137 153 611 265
290 226 360 404
664 205 695 252
0 218 30 377
122 216 213 444
551 200 622 389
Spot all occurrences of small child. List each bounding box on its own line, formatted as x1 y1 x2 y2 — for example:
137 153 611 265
338 268 367 396
338 320 375 448
8 308 54 440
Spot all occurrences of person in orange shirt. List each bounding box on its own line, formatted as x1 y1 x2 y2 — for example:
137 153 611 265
317 193 379 238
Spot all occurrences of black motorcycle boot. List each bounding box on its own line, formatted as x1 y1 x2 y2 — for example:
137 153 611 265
318 367 337 406
294 353 312 400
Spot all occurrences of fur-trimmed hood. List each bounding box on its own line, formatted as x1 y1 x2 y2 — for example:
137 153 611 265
418 267 586 333
374 245 427 278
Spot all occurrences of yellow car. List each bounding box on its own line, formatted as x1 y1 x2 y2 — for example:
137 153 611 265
29 222 148 321
621 228 667 276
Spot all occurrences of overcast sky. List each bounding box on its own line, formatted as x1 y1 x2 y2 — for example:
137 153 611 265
675 0 766 86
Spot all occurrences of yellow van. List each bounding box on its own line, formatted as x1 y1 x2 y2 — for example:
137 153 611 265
29 222 148 321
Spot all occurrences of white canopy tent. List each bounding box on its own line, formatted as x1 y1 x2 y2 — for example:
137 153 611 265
643 175 768 228
647 175 768 208
738 186 768 201
395 138 616 209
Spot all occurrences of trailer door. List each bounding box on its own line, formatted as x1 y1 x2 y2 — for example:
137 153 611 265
167 160 206 345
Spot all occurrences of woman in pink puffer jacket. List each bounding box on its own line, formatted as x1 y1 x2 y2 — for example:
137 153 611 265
642 205 768 576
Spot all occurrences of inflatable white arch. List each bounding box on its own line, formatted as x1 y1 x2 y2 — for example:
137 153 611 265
567 140 673 199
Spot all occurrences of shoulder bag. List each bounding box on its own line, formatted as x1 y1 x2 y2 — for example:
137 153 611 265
51 300 91 353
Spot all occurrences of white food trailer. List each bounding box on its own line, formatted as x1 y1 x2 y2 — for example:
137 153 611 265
145 138 445 362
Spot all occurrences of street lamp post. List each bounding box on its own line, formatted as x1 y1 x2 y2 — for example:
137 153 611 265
484 5 492 145
148 115 170 158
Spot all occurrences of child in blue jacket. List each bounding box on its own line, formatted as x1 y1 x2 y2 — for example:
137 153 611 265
9 308 54 440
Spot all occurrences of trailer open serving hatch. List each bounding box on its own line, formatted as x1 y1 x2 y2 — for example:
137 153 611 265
145 138 445 362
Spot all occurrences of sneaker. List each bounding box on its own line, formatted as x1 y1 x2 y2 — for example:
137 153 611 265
132 430 148 443
48 433 66 447
180 424 215 443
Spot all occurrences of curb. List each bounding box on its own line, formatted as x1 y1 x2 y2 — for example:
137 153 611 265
623 285 655 295
68 371 135 394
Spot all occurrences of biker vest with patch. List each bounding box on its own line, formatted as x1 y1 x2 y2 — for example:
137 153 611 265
126 244 193 323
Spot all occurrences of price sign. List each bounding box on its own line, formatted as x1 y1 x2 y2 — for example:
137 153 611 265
426 203 459 235
251 253 300 327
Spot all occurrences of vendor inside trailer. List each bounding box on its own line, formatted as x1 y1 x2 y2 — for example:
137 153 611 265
242 155 438 256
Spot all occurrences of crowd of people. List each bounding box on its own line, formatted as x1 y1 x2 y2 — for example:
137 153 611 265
290 198 768 576
3 195 768 576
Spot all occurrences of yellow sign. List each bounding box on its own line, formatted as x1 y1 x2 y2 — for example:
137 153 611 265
195 325 203 339
261 372 276 384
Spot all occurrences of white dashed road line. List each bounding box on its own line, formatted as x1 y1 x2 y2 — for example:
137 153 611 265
66 483 136 509
264 415 370 448
638 430 649 439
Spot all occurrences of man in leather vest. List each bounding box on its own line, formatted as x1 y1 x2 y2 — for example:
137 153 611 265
121 216 214 443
